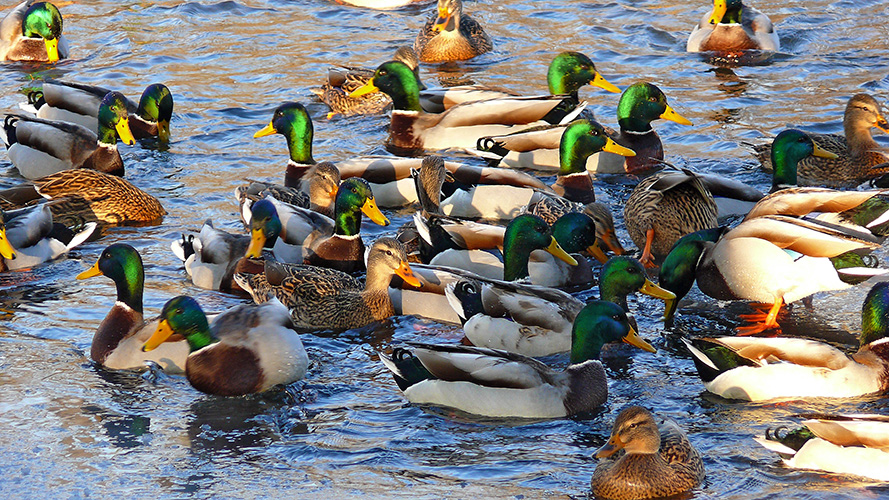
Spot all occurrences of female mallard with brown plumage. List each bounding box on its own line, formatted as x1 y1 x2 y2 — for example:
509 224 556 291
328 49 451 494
624 168 719 268
753 94 889 185
235 161 340 221
687 0 779 53
592 406 704 500
235 237 421 330
414 0 492 63
142 295 308 396
0 1 68 62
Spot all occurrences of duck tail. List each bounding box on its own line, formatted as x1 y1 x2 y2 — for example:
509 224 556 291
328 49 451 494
64 222 97 251
379 347 433 392
444 280 485 325
680 337 756 383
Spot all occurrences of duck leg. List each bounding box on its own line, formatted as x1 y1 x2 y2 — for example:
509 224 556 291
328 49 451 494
736 299 784 336
638 228 656 268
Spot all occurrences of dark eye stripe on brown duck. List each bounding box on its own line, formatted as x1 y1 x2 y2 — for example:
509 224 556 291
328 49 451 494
3 91 136 180
413 0 492 63
253 102 316 187
753 94 889 186
1 1 68 63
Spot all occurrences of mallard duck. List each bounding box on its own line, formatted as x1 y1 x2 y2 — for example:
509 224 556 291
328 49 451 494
313 46 425 118
599 256 676 321
592 406 704 500
624 168 718 268
753 94 889 185
350 60 581 155
2 91 136 179
142 296 308 396
76 243 189 372
235 161 340 221
474 82 692 173
683 281 889 400
253 102 319 187
0 203 94 272
29 80 173 143
0 1 68 63
755 413 889 481
0 168 166 227
525 197 628 259
235 237 421 330
687 0 778 53
413 0 492 63
379 301 655 419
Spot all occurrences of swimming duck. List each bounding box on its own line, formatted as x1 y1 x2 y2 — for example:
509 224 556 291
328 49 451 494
313 46 425 118
475 82 692 173
755 413 889 481
76 243 189 372
235 161 340 221
0 203 94 272
413 0 492 63
0 1 68 63
2 91 136 179
592 406 704 500
142 296 308 396
379 301 655 419
524 197 628 259
624 168 718 268
28 80 173 143
753 94 889 186
350 60 580 155
599 256 676 323
235 237 421 330
682 281 889 400
0 168 166 227
253 102 319 187
687 0 779 54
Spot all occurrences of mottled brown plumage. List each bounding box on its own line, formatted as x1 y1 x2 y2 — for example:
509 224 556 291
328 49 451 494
414 0 492 63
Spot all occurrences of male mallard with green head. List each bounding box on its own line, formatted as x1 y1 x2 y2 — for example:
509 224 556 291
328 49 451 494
0 1 68 63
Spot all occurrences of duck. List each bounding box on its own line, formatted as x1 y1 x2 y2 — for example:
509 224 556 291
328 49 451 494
473 82 693 173
141 296 308 396
624 168 718 268
591 406 704 500
253 101 320 187
754 413 889 481
0 203 94 272
682 281 889 401
27 80 173 143
2 91 136 179
599 256 676 325
524 197 628 259
235 161 340 221
313 46 425 118
0 1 68 63
349 60 583 155
76 243 189 373
687 0 779 54
234 237 421 330
0 168 166 227
413 0 492 63
379 301 655 419
752 94 889 186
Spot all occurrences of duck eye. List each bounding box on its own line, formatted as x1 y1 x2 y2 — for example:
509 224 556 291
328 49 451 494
175 308 183 315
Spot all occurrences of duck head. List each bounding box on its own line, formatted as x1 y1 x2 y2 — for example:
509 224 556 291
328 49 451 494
334 177 389 236
600 256 675 313
770 129 839 191
77 243 145 313
596 406 661 458
367 237 421 288
571 301 656 365
503 214 576 281
137 84 174 143
616 82 692 133
143 296 212 353
97 92 136 146
350 61 423 112
658 227 727 326
22 2 63 62
559 119 636 175
245 198 282 258
550 212 604 261
254 102 315 165
547 51 620 98
861 281 889 347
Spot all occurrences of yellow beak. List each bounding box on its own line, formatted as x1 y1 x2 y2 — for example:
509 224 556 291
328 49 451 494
361 196 390 226
245 226 266 259
546 237 578 266
621 324 657 353
0 228 16 260
157 120 171 143
116 116 136 146
586 243 609 264
44 37 59 63
396 260 421 287
142 319 175 352
349 78 380 99
660 104 693 126
708 0 727 24
76 258 103 279
640 278 677 301
253 121 277 138
591 72 620 94
602 137 636 157
812 142 839 159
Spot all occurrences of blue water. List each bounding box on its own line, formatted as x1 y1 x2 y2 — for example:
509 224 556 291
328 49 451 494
1 0 888 498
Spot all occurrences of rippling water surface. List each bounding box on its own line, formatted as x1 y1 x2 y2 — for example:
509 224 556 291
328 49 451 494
1 0 889 498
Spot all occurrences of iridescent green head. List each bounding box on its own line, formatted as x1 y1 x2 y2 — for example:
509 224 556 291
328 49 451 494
599 256 675 312
351 61 422 112
144 296 215 353
254 102 315 165
551 212 597 254
559 119 636 175
770 129 839 191
546 52 620 97
137 84 174 143
333 177 389 236
658 227 726 326
76 243 145 313
570 300 655 364
245 198 282 258
97 92 136 146
861 282 889 347
616 82 693 133
502 214 576 281
22 2 63 62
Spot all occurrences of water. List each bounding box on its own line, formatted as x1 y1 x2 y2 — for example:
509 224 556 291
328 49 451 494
1 0 888 498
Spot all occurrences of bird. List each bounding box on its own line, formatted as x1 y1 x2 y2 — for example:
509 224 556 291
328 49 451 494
234 237 421 330
141 295 308 397
2 91 136 179
623 168 718 268
0 1 68 63
591 406 704 500
27 80 173 143
682 280 889 401
752 94 889 186
0 203 94 272
253 102 320 187
76 243 189 373
754 413 889 481
379 301 655 419
474 82 692 173
234 161 340 221
524 197 628 259
413 0 492 63
687 0 779 53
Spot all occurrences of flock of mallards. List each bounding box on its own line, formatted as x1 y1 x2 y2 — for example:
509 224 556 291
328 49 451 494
2 0 889 497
